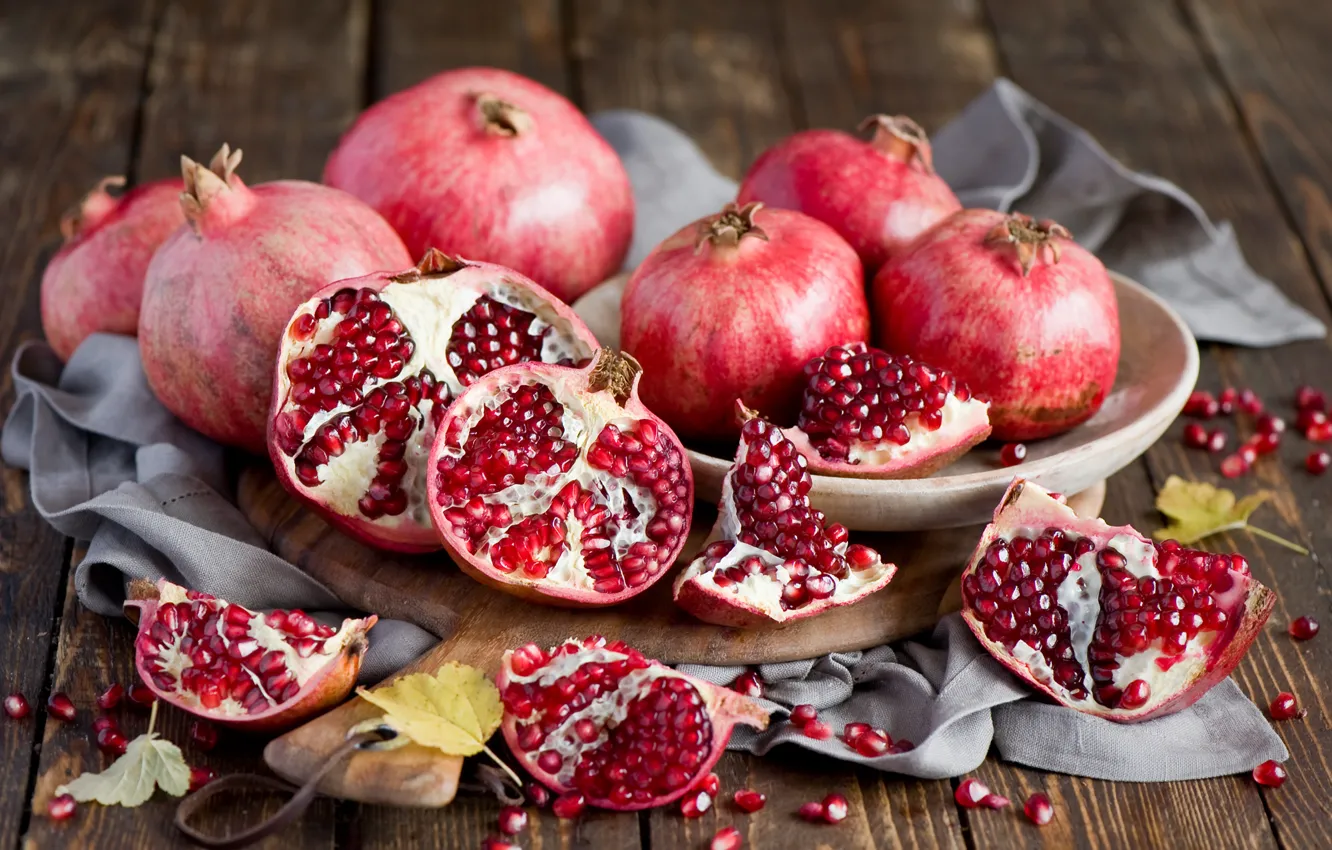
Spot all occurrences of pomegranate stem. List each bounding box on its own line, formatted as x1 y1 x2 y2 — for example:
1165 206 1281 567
475 93 534 136
858 115 934 173
697 202 769 251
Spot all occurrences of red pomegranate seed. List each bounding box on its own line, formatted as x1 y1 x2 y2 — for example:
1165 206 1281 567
1238 444 1258 465
189 719 218 751
1220 453 1248 478
127 683 156 709
1269 692 1305 720
189 765 217 792
96 726 128 756
981 793 1011 809
681 789 713 817
731 670 763 699
91 714 117 733
821 792 849 823
1297 409 1329 431
1257 414 1286 434
797 801 825 822
733 788 766 812
1023 792 1054 826
46 692 75 723
889 739 915 754
552 791 586 819
47 793 76 821
954 778 993 808
841 722 870 745
1296 385 1326 412
1182 422 1209 449
497 805 528 835
1000 443 1027 466
698 772 720 797
1249 431 1281 455
481 838 518 850
1206 430 1228 453
1307 451 1331 475
711 825 743 850
95 683 123 711
790 704 818 727
524 782 550 808
853 729 891 757
1290 616 1320 640
1308 422 1332 442
4 693 29 719
1218 387 1238 414
802 719 834 740
1184 390 1218 418
1252 759 1288 787
1238 388 1264 415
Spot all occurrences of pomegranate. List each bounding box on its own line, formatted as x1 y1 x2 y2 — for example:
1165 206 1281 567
498 636 768 811
426 350 693 605
873 210 1119 441
139 144 411 453
674 411 897 627
269 250 598 552
41 176 185 361
737 115 960 273
960 479 1274 721
324 67 632 304
621 202 868 440
123 579 375 732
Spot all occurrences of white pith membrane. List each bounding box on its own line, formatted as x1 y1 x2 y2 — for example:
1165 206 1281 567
271 268 595 538
135 582 361 718
789 395 990 468
962 481 1267 717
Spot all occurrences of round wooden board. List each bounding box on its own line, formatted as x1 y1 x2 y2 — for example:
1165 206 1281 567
238 467 1105 665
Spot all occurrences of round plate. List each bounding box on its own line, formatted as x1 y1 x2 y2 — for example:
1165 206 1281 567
574 271 1198 531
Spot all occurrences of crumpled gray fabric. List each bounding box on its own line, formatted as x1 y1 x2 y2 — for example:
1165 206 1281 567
2 336 436 682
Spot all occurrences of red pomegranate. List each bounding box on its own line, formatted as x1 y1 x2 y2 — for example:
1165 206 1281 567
427 350 693 605
960 479 1273 721
138 145 411 453
498 636 768 810
41 176 185 360
123 579 375 732
873 210 1120 441
324 67 633 305
621 202 868 441
737 115 960 273
269 250 598 552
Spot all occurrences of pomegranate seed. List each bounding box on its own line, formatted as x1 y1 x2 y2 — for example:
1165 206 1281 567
1290 616 1320 640
46 692 75 723
1023 792 1054 826
1257 413 1286 434
1000 443 1027 466
1249 431 1281 455
1182 422 1209 449
1206 430 1228 453
1296 385 1326 412
189 720 218 751
1269 692 1305 720
790 704 818 727
711 825 743 850
821 792 848 823
497 805 527 835
733 788 766 812
1252 760 1288 787
1307 451 1331 475
481 838 518 850
681 789 713 817
127 683 156 709
797 801 825 822
1238 444 1258 465
1219 387 1238 414
802 719 834 740
1220 453 1248 478
47 794 76 821
92 714 117 733
841 722 870 745
188 765 216 792
96 726 128 756
889 739 915 754
95 683 123 711
1307 421 1332 442
524 782 550 807
1238 388 1263 415
852 729 891 757
552 790 585 819
4 693 29 719
1184 390 1218 418
954 778 993 808
731 670 763 699
698 772 720 797
1297 408 1329 431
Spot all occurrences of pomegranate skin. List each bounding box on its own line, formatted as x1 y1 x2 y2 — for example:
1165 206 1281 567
138 146 411 453
324 67 633 305
738 116 960 273
873 209 1120 441
41 176 186 361
621 202 868 441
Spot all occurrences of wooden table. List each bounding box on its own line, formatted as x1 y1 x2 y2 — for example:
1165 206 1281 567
4 0 1330 847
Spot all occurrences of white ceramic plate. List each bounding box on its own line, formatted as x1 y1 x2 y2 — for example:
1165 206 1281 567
574 272 1198 531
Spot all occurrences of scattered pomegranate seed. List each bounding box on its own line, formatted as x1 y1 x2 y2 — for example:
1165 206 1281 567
1307 451 1331 475
1290 616 1320 640
889 739 916 754
1269 692 1305 720
820 792 849 823
1220 453 1249 478
711 825 743 850
552 790 586 819
1000 443 1027 467
4 693 29 719
1296 385 1326 412
1184 390 1218 418
1238 388 1264 415
1297 409 1328 431
524 781 550 808
802 719 834 740
797 800 825 822
1183 422 1209 449
94 683 123 711
127 683 156 709
790 704 818 727
1238 444 1258 465
1252 760 1288 788
189 719 218 751
731 670 763 699
852 728 891 757
497 805 528 835
981 793 1011 809
188 764 216 792
481 838 518 850
733 788 766 812
1249 431 1281 455
842 722 870 745
1307 421 1332 442
1218 387 1238 414
96 726 128 756
1023 792 1054 826
47 794 76 821
46 692 75 723
954 778 993 808
698 772 720 797
91 714 117 734
1206 430 1228 453
681 789 713 817
1257 413 1286 434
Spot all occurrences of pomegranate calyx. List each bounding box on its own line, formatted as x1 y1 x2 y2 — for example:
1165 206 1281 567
475 92 534 136
697 202 769 251
587 350 642 406
858 114 934 173
390 248 469 282
179 144 246 230
984 213 1073 277
61 175 128 241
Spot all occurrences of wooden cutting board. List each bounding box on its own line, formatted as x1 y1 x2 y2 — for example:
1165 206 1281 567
244 465 1104 805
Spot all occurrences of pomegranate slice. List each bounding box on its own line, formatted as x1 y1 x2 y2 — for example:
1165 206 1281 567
427 350 693 605
960 480 1274 721
674 409 897 626
498 636 768 811
123 579 375 732
269 250 598 552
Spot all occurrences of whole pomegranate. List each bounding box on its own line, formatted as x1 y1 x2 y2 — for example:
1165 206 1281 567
138 145 410 452
269 250 598 552
498 636 768 810
427 350 693 605
123 579 375 732
960 479 1273 721
324 67 633 304
873 210 1119 441
41 176 185 360
621 202 868 441
737 115 960 273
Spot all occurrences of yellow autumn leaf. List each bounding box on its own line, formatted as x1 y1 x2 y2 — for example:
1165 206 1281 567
357 662 503 757
56 732 190 807
1153 475 1306 553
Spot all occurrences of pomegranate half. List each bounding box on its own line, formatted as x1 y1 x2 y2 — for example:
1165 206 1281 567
620 202 868 441
873 210 1120 441
269 250 599 552
737 115 960 273
960 479 1273 721
674 409 897 627
324 67 633 304
138 145 411 453
427 350 693 605
124 579 375 732
498 636 768 810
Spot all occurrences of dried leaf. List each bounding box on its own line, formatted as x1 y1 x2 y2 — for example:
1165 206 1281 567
56 732 190 807
357 662 503 757
1153 475 1307 553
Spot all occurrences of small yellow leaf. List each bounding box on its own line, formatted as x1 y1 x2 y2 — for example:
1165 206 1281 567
357 662 503 757
56 732 190 807
1153 476 1272 544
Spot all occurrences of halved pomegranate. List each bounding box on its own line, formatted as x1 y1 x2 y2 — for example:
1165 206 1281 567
780 342 990 478
123 580 374 732
674 409 897 626
426 350 693 605
498 636 768 810
269 250 599 552
960 480 1274 722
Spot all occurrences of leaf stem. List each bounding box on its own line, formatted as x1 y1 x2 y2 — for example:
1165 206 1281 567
148 699 160 736
482 744 524 789
1247 525 1310 555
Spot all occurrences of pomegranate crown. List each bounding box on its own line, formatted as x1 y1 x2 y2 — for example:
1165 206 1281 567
697 202 769 252
984 212 1073 277
179 144 244 229
60 175 127 241
858 114 934 173
390 248 469 282
588 350 642 406
474 92 534 136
